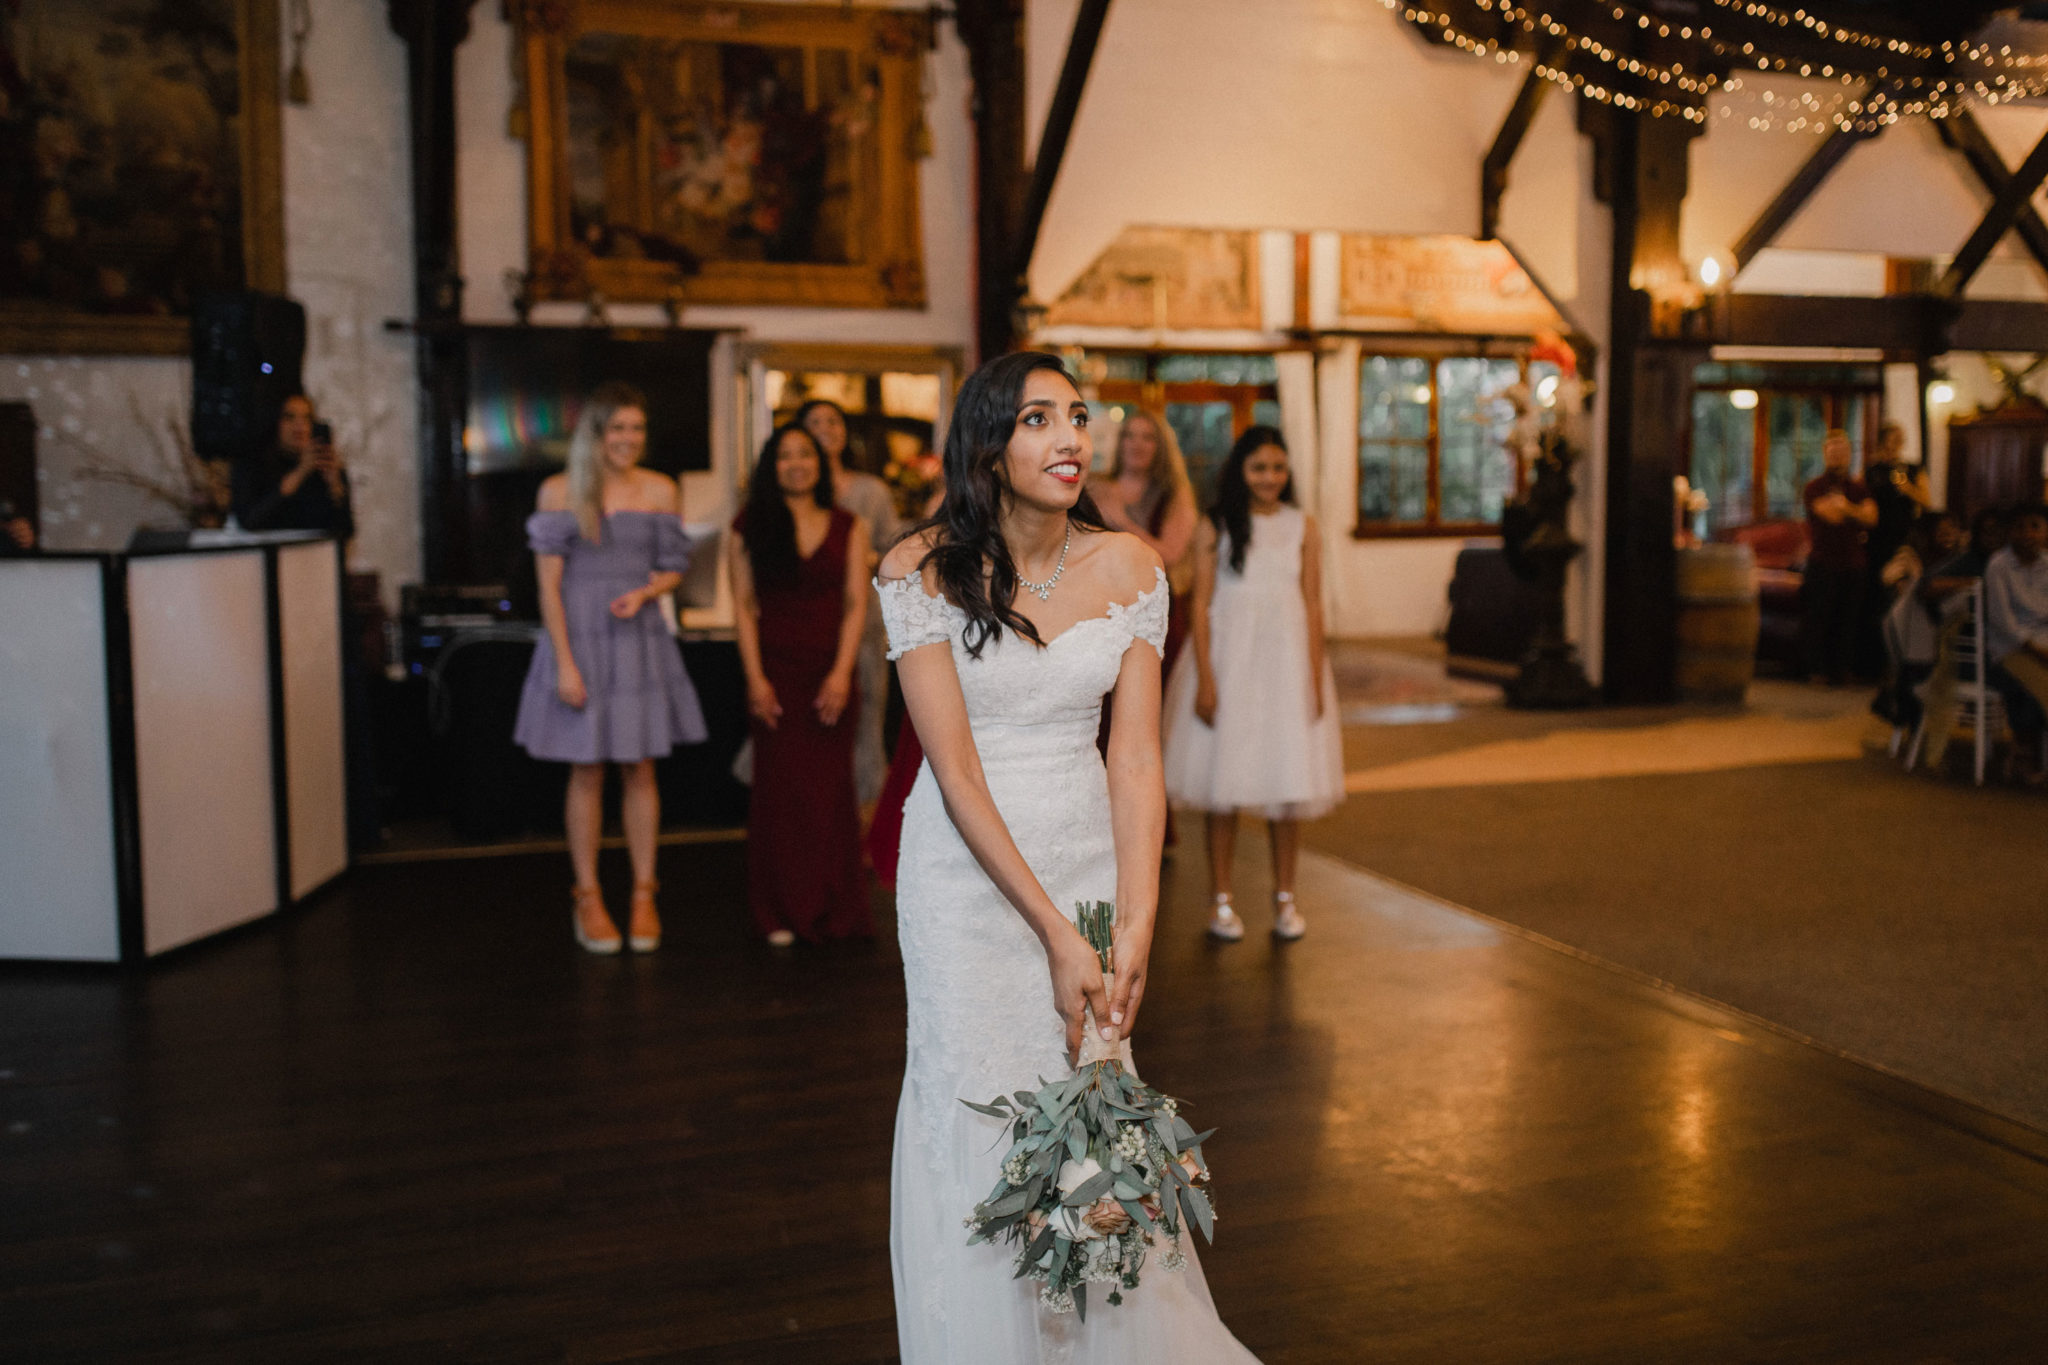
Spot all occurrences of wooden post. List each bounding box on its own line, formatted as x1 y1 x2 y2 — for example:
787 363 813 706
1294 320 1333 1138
388 0 479 584
1586 105 1702 703
956 0 1029 364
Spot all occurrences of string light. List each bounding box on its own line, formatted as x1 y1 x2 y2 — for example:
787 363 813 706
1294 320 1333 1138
1378 0 2048 134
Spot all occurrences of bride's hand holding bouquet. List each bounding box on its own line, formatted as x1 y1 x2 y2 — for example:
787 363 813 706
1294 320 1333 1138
963 902 1219 1320
1047 919 1115 1065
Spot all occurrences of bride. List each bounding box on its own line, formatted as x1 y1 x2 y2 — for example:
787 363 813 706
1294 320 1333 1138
875 352 1260 1362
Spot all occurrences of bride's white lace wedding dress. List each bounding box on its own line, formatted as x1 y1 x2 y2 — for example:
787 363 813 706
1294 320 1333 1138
876 566 1260 1364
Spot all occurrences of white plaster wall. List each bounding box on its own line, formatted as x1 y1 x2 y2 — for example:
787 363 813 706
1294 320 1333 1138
282 0 420 596
1026 0 1525 309
1026 1 1605 644
0 2 419 594
1688 82 2048 294
0 357 191 549
456 2 974 349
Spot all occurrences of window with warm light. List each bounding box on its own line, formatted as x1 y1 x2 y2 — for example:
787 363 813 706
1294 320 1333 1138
1688 362 1884 534
1070 351 1283 506
1355 352 1561 536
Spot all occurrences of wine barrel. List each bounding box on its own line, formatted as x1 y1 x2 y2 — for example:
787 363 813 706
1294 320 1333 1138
1675 544 1759 704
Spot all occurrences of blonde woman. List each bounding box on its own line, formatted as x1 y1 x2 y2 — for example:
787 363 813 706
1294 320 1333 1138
515 382 707 954
1090 407 1198 669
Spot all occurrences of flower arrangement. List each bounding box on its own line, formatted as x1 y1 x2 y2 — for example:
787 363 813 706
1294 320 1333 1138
960 901 1217 1320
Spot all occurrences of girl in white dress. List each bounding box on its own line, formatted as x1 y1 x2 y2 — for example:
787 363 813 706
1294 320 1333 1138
875 353 1260 1363
1162 426 1343 942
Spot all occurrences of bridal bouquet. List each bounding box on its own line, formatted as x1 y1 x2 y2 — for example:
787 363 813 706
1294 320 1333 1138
960 901 1217 1319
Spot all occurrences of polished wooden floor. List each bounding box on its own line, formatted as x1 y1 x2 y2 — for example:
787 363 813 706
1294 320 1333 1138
5 839 2048 1363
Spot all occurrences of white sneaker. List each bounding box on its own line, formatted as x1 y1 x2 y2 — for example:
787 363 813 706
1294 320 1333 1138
1272 892 1307 941
1206 896 1245 942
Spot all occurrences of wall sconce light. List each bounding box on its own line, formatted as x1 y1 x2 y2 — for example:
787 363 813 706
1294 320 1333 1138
1729 388 1759 410
1698 255 1723 289
1928 380 1956 406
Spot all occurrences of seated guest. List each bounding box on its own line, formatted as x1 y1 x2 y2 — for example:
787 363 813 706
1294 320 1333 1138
1877 512 1962 727
1882 511 1959 596
232 392 354 538
1984 505 2048 783
1921 506 2009 601
1914 508 2011 769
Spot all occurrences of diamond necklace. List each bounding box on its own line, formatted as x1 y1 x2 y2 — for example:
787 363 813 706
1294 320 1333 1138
1015 522 1073 603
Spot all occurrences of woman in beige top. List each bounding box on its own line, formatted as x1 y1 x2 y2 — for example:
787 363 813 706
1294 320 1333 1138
1090 407 1198 668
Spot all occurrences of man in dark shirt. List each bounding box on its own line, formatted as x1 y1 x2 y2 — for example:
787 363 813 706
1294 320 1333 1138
1801 428 1877 685
232 392 354 539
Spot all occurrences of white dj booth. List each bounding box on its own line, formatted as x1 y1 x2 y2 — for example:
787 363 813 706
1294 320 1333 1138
0 533 349 962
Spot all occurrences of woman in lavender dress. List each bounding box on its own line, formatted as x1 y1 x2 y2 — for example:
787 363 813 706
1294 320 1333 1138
514 382 707 953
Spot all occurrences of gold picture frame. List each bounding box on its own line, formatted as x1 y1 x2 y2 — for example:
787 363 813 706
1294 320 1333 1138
514 0 928 311
0 0 283 356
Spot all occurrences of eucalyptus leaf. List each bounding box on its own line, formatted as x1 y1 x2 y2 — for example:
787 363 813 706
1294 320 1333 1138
1180 1184 1215 1242
1061 1168 1115 1207
987 1186 1032 1218
961 1100 1011 1119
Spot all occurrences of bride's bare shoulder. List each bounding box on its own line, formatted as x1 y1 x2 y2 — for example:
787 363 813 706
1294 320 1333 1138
878 526 942 589
1085 528 1165 597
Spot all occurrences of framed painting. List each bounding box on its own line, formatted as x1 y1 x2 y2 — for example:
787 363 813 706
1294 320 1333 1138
514 0 928 310
0 0 283 355
1042 227 1262 333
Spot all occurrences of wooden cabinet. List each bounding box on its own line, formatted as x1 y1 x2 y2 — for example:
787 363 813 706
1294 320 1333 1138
1945 403 2048 517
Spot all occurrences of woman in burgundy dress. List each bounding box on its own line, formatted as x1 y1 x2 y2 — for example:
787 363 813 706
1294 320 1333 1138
729 424 872 944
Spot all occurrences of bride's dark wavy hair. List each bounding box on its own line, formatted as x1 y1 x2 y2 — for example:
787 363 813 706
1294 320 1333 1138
912 351 1106 657
1210 424 1293 574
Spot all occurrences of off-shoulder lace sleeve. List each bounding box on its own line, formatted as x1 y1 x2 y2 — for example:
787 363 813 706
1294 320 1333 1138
526 510 578 557
1113 565 1171 659
874 576 957 660
651 516 693 573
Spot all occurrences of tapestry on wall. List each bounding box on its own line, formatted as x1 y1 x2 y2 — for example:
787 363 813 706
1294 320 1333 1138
1042 227 1262 333
0 0 282 355
516 0 928 311
1337 234 1566 335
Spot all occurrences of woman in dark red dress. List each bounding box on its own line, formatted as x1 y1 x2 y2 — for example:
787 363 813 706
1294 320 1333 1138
729 424 872 943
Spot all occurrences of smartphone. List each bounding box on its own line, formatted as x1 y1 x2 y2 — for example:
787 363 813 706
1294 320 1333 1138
312 420 333 446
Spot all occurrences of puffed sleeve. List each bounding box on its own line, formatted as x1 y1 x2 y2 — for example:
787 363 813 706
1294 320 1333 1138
874 576 957 660
653 517 694 574
1121 565 1170 659
526 510 578 557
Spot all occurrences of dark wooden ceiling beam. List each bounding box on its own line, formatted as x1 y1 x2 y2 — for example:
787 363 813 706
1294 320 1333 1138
1011 0 1112 293
1481 67 1552 242
1935 111 2048 285
1731 92 1885 273
1939 127 2048 300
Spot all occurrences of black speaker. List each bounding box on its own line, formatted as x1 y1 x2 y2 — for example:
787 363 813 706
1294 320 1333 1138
190 291 307 462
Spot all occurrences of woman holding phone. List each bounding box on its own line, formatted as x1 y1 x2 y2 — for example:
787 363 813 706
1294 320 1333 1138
232 392 355 539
